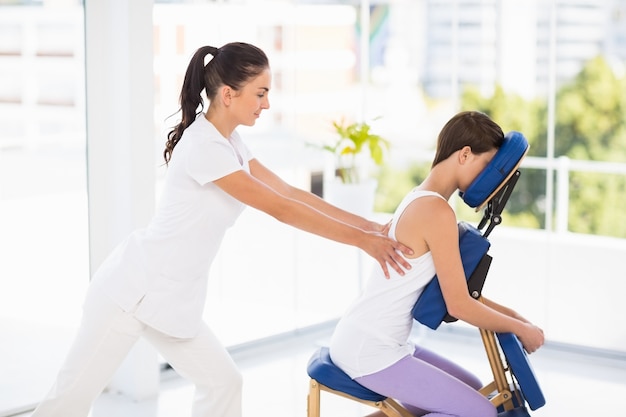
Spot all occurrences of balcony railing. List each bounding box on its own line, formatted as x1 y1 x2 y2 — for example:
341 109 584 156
523 156 626 234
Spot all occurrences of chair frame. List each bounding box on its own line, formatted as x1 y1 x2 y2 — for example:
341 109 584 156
307 378 414 417
307 318 527 417
307 165 540 416
307 304 527 417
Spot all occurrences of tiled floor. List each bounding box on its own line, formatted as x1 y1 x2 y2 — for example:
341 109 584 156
12 324 626 417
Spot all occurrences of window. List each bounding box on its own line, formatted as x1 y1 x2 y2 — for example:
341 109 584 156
0 2 87 414
2 0 625 414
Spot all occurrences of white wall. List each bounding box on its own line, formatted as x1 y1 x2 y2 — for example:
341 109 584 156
487 227 626 353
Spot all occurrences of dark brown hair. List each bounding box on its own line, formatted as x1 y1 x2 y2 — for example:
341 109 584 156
431 111 504 168
163 42 269 164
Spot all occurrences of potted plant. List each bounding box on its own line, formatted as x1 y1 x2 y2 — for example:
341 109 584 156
326 118 390 184
317 118 390 216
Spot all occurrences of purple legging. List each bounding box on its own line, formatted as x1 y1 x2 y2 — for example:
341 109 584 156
355 346 496 417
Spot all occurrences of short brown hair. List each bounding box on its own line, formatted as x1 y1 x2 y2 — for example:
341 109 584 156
432 111 504 168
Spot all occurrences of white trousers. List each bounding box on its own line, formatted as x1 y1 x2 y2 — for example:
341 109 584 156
31 290 242 417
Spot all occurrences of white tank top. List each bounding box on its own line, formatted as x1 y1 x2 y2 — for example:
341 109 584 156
329 189 445 378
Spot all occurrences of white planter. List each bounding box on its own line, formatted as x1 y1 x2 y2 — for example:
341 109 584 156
324 179 377 218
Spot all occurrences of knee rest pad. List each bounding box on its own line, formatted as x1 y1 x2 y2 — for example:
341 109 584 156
307 346 386 402
459 131 529 209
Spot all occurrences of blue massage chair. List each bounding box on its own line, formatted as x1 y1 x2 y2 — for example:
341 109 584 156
307 131 545 417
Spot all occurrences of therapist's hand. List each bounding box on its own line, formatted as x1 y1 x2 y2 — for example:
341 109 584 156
362 232 413 279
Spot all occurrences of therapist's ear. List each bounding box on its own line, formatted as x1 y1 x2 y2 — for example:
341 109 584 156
219 86 232 105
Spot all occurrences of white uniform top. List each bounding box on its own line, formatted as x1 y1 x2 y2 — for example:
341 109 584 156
329 189 445 378
89 114 252 338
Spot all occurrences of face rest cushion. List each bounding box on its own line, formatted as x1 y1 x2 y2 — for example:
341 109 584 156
458 131 529 209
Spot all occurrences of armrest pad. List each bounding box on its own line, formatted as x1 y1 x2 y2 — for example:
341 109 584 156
497 333 546 411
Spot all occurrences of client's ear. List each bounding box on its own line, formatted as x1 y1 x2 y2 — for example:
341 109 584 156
459 146 472 164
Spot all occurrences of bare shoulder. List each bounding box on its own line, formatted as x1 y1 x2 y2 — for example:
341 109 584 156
395 195 455 258
400 194 455 225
